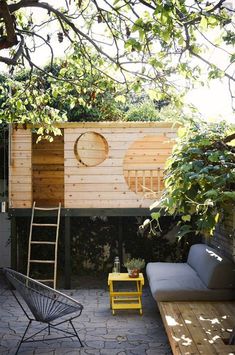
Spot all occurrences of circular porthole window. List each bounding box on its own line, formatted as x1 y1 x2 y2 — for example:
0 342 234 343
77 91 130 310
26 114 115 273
74 131 108 167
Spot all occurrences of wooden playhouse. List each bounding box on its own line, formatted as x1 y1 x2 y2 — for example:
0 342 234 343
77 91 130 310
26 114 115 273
9 121 178 210
8 121 179 286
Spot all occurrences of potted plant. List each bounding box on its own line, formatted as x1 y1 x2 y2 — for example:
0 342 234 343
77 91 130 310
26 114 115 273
124 258 145 278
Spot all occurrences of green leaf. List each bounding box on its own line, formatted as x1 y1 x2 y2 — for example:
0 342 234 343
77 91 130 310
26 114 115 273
204 189 218 199
222 191 235 200
230 53 235 63
16 100 23 109
147 89 164 100
151 212 161 220
199 138 211 146
199 16 208 29
115 95 126 103
177 224 193 238
124 38 142 51
161 11 169 25
181 215 191 222
208 153 220 162
215 213 220 224
161 30 171 43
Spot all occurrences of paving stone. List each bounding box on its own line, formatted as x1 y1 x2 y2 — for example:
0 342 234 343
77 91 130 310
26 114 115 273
0 277 172 355
100 350 125 355
84 340 105 349
83 349 100 355
127 334 155 342
35 350 55 355
146 349 172 355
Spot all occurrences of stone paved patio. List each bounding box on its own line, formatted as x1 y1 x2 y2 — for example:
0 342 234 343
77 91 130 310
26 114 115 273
0 273 172 355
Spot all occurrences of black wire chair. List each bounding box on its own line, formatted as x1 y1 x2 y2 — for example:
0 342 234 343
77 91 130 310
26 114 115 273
3 267 84 354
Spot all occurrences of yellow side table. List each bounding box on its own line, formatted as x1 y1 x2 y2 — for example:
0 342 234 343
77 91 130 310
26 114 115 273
108 272 144 315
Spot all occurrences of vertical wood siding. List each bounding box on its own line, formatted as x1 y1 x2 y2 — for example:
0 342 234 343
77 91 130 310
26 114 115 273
32 132 64 207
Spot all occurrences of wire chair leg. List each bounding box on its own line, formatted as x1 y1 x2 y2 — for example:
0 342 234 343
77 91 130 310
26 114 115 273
229 327 235 345
15 320 32 355
69 320 83 347
48 324 51 335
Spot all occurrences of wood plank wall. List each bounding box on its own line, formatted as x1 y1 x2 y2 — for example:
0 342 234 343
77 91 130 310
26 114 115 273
123 135 175 199
32 132 64 207
9 123 178 209
9 128 32 208
64 122 178 209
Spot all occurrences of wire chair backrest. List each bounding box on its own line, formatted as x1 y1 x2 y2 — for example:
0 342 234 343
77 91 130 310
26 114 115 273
4 268 83 323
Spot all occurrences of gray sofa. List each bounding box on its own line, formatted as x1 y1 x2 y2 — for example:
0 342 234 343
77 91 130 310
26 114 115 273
146 243 235 301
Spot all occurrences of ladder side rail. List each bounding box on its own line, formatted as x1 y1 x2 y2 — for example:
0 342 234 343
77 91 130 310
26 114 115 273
27 201 36 278
53 202 61 289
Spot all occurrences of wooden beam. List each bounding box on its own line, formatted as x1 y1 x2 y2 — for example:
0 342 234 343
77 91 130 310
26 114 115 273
8 208 153 217
64 214 71 289
13 121 181 129
118 217 123 270
10 216 17 270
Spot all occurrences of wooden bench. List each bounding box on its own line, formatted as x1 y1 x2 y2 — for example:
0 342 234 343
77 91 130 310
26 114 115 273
158 301 235 354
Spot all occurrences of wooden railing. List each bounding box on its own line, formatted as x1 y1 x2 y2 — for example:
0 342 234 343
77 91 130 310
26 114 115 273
124 167 164 198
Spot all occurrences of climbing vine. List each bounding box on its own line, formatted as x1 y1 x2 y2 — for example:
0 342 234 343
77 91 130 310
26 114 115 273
151 120 235 238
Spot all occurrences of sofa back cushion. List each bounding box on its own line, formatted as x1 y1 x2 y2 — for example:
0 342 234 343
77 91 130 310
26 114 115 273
187 244 235 289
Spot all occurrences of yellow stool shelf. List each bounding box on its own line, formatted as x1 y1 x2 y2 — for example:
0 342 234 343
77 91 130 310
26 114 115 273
108 273 144 315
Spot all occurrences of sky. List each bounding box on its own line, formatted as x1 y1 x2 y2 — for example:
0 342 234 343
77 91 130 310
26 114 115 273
186 79 234 123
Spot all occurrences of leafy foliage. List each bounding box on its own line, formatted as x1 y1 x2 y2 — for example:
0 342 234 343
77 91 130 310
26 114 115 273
124 100 160 121
0 48 125 132
151 120 235 238
16 216 184 279
0 74 65 136
0 46 191 130
0 0 234 119
123 99 189 122
124 258 145 270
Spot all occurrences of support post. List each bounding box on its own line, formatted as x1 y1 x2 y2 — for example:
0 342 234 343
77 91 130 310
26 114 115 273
118 217 123 271
11 216 17 270
64 214 71 289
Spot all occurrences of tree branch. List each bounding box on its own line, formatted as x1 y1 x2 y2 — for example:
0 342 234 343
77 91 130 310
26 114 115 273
190 50 235 82
0 0 18 49
0 34 24 64
224 133 235 144
5 0 118 65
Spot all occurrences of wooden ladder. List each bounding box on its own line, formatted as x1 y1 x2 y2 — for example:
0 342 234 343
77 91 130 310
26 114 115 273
27 201 61 289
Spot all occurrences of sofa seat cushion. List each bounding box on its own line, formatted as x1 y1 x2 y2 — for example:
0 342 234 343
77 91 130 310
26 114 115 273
146 261 235 301
146 262 195 282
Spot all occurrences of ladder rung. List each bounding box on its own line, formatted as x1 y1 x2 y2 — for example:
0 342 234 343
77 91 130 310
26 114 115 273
31 241 56 245
32 223 57 227
30 260 55 264
34 207 61 211
27 202 61 289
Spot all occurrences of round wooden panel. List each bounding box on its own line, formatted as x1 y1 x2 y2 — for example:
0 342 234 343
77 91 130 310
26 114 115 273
74 131 108 166
123 135 175 199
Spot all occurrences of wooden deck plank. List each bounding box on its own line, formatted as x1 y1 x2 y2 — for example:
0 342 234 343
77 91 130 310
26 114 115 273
190 302 233 346
159 302 199 355
177 302 219 354
158 301 235 355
